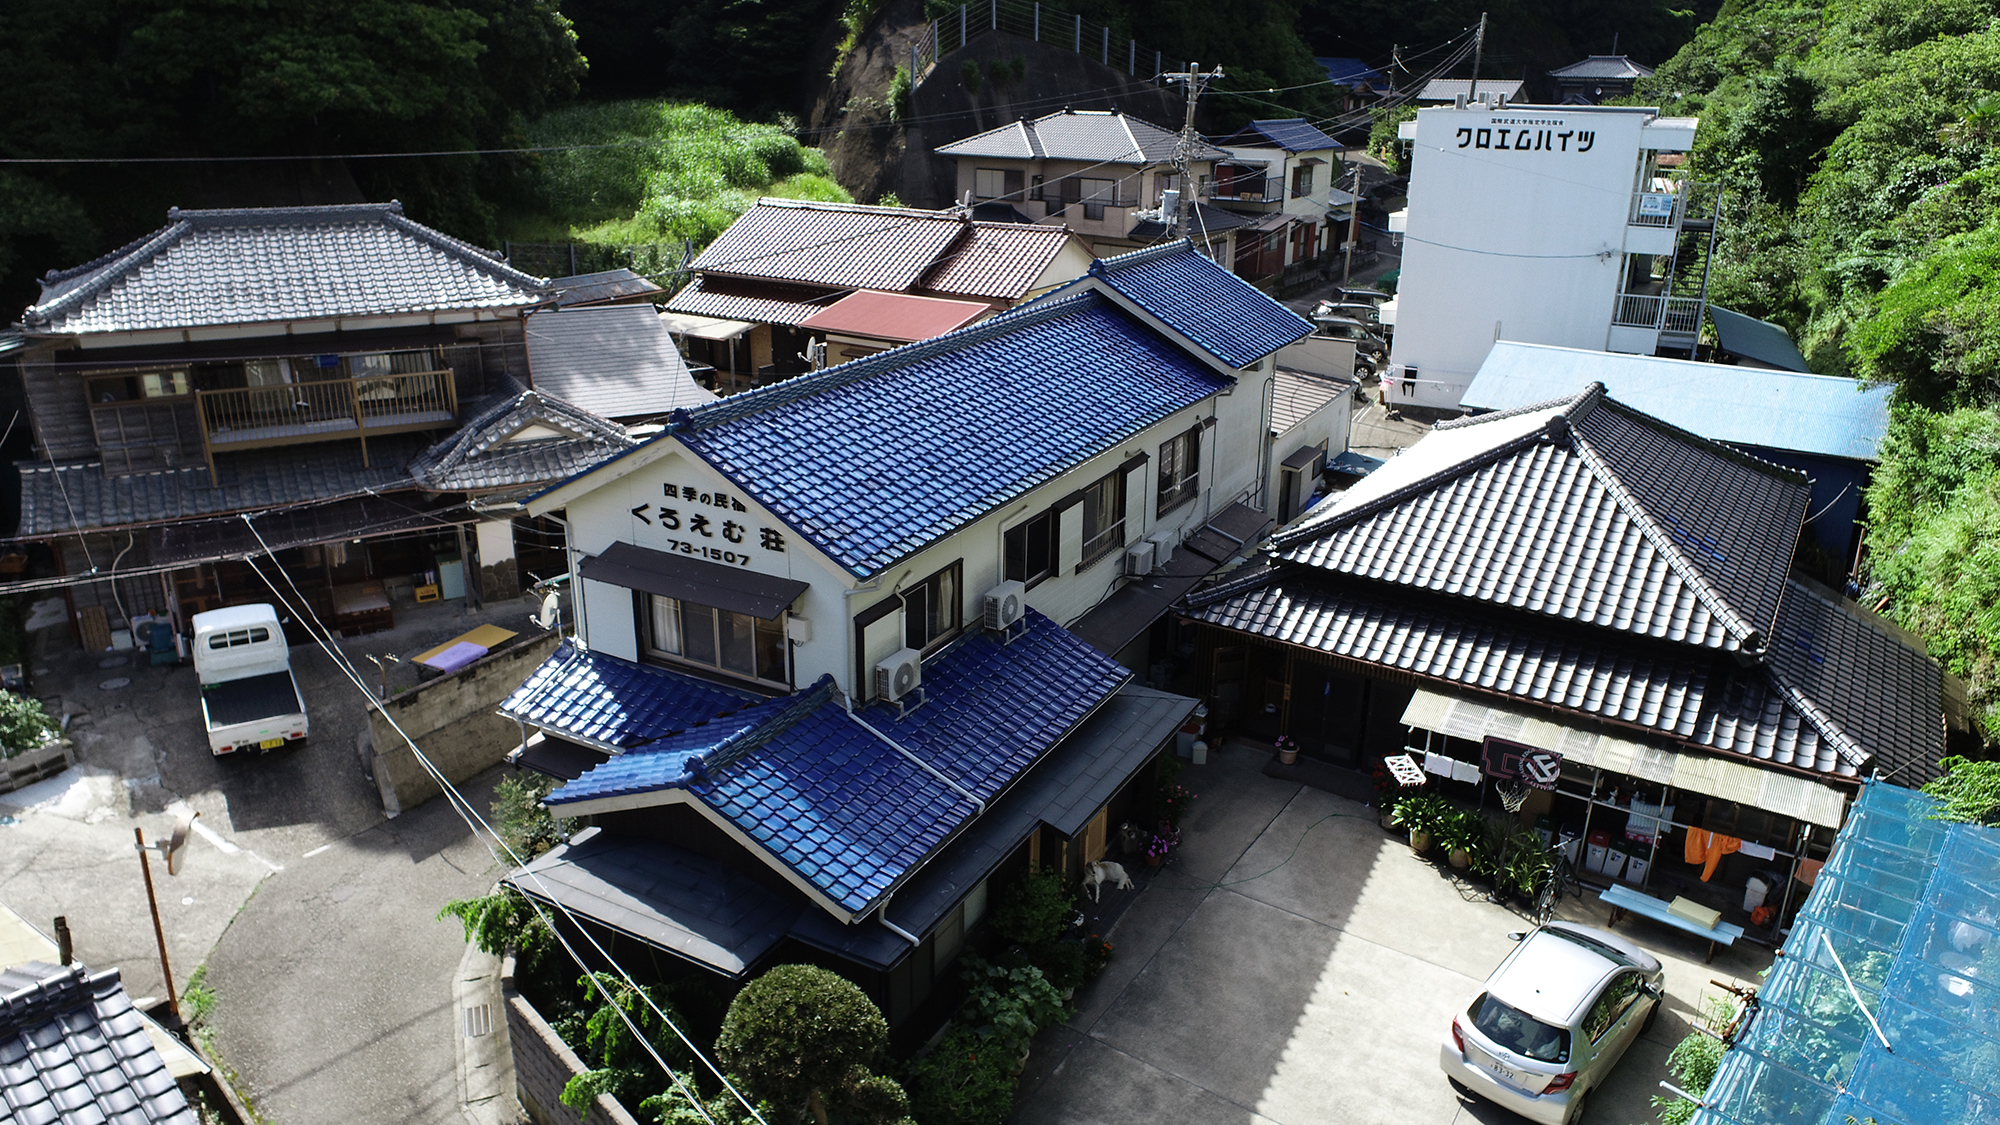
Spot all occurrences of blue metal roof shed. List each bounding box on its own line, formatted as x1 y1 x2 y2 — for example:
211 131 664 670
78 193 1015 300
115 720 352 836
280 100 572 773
1461 342 1889 462
1709 305 1812 372
1461 343 1890 562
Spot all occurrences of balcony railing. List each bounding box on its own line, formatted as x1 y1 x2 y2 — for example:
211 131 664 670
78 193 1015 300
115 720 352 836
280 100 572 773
195 369 457 480
1629 181 1721 228
1612 294 1705 334
1203 178 1283 203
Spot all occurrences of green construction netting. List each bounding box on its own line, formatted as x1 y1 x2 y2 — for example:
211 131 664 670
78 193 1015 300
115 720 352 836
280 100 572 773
1693 781 2000 1125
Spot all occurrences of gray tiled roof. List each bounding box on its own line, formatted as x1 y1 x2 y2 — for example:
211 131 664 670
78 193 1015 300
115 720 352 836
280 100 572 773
17 437 426 536
410 387 635 493
523 305 716 420
1549 55 1655 80
548 268 664 307
0 961 197 1124
1187 571 1860 777
937 109 1227 164
1280 384 1811 652
1765 580 1945 783
23 203 548 336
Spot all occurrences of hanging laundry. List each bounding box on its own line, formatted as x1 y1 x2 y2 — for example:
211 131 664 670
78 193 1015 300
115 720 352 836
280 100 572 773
1739 841 1777 861
1684 828 1741 881
1797 858 1823 887
1451 760 1481 784
1424 752 1456 778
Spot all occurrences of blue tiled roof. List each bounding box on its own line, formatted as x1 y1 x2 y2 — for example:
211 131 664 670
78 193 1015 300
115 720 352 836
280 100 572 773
697 685 978 914
500 640 763 750
866 608 1131 801
674 291 1231 576
1088 242 1314 369
1228 118 1343 153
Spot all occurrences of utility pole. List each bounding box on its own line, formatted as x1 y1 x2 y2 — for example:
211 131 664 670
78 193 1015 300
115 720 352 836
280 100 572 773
135 826 180 1025
1162 63 1221 242
1342 161 1364 283
1468 13 1487 102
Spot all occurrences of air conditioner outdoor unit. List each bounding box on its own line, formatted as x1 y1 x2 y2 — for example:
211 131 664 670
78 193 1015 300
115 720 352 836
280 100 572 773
1124 541 1157 577
983 580 1026 630
1148 531 1177 568
875 648 923 703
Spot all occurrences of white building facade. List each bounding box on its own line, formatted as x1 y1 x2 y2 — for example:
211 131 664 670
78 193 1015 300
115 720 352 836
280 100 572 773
1386 103 1709 409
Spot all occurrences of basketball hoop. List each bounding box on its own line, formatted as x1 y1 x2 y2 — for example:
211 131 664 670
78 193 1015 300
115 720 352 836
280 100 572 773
1498 782 1529 813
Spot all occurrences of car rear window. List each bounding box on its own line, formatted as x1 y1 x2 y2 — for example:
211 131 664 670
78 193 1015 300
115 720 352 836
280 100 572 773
1471 994 1571 1063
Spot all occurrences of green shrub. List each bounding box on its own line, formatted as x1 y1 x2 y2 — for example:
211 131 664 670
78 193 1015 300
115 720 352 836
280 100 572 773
903 1024 1018 1125
957 956 1067 1057
437 887 553 968
559 972 695 1117
1923 756 2000 824
492 773 573 861
0 693 54 757
990 868 1072 948
714 964 912 1124
1651 997 1733 1125
887 66 912 123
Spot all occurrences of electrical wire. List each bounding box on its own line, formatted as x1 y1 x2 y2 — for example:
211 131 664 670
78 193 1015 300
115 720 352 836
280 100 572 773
235 515 766 1124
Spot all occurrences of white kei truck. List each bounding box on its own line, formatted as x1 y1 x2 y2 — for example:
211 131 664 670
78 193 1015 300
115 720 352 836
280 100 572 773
192 604 309 756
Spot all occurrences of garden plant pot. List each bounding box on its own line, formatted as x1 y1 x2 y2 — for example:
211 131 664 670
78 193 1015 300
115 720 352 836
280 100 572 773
1449 848 1470 869
1377 809 1397 831
1409 829 1433 855
1146 854 1162 867
1277 746 1299 765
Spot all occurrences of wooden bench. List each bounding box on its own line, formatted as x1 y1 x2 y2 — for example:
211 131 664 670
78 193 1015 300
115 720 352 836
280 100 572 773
1599 883 1745 963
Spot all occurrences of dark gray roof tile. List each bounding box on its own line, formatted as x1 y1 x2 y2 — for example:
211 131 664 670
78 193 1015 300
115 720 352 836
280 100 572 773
0 963 195 1125
25 203 546 336
409 387 637 493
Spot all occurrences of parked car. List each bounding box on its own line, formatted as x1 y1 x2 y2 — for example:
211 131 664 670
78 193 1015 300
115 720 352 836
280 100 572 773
1330 286 1390 305
1440 922 1664 1125
1312 314 1388 367
1313 300 1382 326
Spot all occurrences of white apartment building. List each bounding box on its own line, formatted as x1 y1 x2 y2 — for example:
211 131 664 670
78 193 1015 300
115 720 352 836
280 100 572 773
1385 102 1713 409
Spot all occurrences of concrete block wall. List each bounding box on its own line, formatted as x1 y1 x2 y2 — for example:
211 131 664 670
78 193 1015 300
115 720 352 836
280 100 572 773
501 956 640 1125
368 630 564 814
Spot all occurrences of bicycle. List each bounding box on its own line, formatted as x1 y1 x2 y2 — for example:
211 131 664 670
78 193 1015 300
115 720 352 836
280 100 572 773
1533 845 1577 927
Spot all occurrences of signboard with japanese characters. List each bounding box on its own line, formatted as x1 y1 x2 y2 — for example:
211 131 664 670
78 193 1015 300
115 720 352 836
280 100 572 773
627 480 789 567
1454 117 1596 154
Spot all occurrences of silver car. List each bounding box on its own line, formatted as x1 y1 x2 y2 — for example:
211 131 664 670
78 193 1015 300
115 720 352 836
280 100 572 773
1439 922 1664 1125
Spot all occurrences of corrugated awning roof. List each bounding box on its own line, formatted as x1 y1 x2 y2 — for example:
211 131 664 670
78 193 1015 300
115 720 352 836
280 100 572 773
657 311 755 340
798 290 989 343
1709 305 1812 372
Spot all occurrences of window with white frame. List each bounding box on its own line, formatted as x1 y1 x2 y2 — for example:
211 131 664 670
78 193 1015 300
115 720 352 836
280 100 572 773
1080 471 1126 566
1157 427 1201 515
1291 164 1314 198
1080 177 1118 220
644 594 788 686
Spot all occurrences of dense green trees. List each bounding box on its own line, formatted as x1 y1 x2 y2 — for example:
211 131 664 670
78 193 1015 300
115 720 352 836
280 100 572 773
0 0 582 308
1642 0 2000 741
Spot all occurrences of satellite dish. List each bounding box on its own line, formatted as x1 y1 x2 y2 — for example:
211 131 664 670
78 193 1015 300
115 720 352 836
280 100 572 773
533 591 560 630
163 809 199 876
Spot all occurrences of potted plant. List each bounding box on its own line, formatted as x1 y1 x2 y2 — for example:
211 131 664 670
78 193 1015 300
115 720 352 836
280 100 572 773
1502 833 1556 905
1274 734 1300 765
1437 808 1484 870
1145 826 1181 867
1392 793 1448 855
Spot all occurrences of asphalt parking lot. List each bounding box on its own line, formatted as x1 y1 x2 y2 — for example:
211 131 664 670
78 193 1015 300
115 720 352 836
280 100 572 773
1013 740 1773 1125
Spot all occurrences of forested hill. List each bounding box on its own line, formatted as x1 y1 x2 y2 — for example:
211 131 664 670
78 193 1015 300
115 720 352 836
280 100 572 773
1636 0 2000 743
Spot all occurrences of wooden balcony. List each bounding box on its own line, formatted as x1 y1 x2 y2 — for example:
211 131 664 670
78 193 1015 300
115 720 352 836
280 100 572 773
195 369 457 483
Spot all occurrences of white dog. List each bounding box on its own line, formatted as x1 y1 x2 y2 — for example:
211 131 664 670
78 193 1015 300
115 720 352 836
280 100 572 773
1084 860 1134 902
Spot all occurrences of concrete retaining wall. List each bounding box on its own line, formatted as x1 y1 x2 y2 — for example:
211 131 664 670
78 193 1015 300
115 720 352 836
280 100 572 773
501 954 640 1125
367 631 563 815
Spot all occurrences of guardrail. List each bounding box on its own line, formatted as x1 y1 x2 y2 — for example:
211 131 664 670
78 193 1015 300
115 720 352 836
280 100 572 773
196 369 457 480
1612 294 1704 334
912 0 1178 86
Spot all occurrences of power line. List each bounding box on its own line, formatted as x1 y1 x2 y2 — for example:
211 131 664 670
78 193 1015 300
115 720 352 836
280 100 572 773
235 515 765 1123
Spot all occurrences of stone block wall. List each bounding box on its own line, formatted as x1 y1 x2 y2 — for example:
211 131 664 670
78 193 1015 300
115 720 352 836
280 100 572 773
368 630 563 815
501 955 639 1125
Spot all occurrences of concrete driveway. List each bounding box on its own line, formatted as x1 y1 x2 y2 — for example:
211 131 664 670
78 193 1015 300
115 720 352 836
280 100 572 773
1013 740 1772 1125
2 594 540 1125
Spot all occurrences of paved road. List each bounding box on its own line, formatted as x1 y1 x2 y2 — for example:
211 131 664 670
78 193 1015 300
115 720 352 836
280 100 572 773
2 595 535 1125
1013 742 1772 1125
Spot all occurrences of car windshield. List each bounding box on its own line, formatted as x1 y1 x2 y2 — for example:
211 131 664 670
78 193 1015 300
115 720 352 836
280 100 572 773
1472 994 1571 1063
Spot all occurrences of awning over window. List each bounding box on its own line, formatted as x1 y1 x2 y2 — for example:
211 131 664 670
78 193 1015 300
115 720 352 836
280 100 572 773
657 311 755 341
579 541 808 620
1399 688 1849 828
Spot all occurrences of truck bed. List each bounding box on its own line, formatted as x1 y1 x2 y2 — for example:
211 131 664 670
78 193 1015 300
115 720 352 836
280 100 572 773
202 670 302 728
